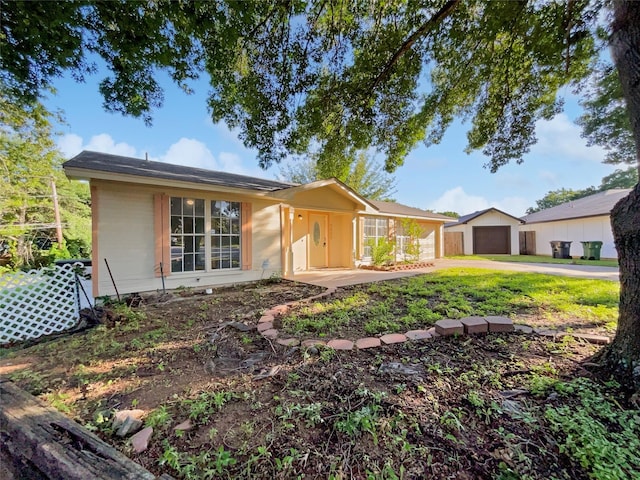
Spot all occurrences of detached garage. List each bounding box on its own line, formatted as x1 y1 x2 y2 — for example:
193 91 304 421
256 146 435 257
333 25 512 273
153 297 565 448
445 208 522 255
519 189 630 259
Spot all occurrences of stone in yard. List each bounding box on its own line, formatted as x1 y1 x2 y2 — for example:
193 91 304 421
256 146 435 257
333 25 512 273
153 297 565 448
405 330 432 341
326 339 354 350
116 416 143 437
257 322 273 332
131 427 153 453
261 329 278 339
460 317 488 334
174 419 193 431
380 333 407 345
485 316 514 333
514 324 534 334
434 319 464 336
277 338 300 347
112 409 145 437
356 337 381 349
258 314 274 323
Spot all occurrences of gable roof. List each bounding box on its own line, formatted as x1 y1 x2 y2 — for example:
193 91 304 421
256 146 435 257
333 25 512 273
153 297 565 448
445 207 522 227
521 189 631 224
270 178 377 210
63 151 295 192
369 200 456 221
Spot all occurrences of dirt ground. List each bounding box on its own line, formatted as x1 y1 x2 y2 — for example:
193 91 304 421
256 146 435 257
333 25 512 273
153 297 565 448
0 278 627 479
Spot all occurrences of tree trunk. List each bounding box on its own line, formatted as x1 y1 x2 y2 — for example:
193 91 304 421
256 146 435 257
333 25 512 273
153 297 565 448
599 0 640 393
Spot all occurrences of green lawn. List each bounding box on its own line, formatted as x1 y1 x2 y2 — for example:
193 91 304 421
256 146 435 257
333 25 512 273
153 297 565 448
447 254 618 268
281 268 620 337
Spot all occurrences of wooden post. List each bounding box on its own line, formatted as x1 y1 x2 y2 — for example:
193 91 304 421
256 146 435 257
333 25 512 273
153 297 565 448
50 177 63 245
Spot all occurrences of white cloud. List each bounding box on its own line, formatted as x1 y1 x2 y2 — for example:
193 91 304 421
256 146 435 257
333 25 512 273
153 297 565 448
491 197 530 218
58 133 275 180
158 137 217 170
57 133 84 158
57 133 137 158
428 187 490 214
428 186 530 217
532 113 606 163
218 152 246 174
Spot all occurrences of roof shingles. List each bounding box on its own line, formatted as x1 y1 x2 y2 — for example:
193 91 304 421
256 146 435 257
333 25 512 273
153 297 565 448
63 151 295 192
521 189 631 224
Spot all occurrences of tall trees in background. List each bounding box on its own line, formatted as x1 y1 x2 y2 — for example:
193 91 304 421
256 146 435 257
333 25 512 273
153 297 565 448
0 88 90 269
1 0 639 391
279 153 396 200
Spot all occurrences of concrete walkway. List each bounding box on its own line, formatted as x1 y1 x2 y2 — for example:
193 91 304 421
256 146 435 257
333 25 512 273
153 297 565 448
289 258 619 288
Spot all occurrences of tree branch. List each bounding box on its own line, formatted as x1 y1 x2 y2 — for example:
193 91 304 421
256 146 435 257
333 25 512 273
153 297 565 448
371 0 461 90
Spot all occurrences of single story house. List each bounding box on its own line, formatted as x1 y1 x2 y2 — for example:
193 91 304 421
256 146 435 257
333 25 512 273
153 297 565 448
63 151 452 297
519 189 631 259
444 208 523 255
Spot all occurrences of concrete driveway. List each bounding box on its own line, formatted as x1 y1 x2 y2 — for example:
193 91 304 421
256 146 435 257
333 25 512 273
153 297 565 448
290 258 619 288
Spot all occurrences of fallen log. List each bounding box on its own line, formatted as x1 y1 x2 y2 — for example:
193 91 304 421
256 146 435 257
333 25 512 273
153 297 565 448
0 378 170 479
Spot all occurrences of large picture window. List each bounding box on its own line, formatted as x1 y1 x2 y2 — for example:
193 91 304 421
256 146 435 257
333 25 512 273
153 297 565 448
170 197 241 273
363 217 388 258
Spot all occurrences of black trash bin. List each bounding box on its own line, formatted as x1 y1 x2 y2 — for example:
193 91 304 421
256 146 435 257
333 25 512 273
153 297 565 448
550 241 572 259
580 241 603 260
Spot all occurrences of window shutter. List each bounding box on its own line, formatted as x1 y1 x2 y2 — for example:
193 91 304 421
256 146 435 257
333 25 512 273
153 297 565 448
241 202 252 270
154 193 170 277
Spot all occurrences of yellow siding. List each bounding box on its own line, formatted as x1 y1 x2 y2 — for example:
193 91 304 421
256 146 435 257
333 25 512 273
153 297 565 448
289 186 358 211
93 180 282 296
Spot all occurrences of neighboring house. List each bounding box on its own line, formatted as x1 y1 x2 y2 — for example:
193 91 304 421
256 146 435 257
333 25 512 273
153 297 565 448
519 189 631 259
444 208 523 255
64 151 452 297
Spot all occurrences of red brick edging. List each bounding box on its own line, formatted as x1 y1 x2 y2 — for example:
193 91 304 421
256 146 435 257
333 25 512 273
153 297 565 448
257 288 611 350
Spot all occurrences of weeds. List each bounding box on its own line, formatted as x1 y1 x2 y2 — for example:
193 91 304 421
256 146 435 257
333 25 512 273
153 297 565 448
544 378 640 479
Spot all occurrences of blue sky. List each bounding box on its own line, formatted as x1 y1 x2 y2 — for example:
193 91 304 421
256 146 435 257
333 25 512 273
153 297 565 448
48 70 617 217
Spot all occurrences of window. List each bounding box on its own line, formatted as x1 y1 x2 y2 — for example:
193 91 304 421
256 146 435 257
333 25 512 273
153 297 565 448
363 217 388 258
211 200 241 269
170 197 241 273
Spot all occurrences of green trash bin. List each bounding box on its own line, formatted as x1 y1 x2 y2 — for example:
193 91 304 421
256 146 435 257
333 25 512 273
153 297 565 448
580 241 603 260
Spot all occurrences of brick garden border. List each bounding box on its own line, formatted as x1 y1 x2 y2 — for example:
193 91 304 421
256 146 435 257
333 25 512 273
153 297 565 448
257 288 612 350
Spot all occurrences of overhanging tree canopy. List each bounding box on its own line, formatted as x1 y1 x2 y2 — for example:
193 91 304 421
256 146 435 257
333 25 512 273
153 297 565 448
1 0 600 171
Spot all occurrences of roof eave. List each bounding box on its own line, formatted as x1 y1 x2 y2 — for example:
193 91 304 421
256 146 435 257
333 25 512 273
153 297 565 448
522 212 612 224
63 166 276 198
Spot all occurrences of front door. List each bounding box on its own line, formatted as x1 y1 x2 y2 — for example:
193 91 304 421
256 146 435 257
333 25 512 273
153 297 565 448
309 213 328 268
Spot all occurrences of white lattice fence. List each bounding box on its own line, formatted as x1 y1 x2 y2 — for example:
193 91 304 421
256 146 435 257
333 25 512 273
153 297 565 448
0 263 84 344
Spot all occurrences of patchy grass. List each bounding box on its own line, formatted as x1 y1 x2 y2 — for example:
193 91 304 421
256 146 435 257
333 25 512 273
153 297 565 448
449 254 619 268
0 275 635 480
280 268 619 337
